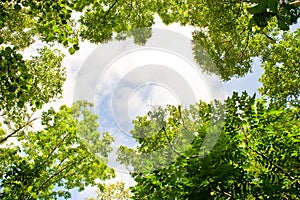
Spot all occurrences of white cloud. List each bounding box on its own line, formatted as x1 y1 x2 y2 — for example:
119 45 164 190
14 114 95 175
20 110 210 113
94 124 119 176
127 83 179 119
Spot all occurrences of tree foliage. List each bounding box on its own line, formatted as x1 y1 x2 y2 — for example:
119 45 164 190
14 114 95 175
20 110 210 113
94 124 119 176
259 28 300 106
119 92 300 199
156 0 300 80
0 0 79 50
86 181 132 200
1 0 299 79
0 46 65 132
0 101 115 199
1 0 300 198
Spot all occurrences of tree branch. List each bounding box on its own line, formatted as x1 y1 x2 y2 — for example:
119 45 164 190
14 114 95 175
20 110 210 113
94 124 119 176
0 114 39 144
103 0 119 20
44 133 70 162
263 32 275 42
35 156 86 196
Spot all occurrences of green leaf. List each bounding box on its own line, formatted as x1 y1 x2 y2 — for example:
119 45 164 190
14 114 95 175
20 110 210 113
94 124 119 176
248 5 266 14
73 44 80 51
268 0 279 12
68 46 75 55
277 17 289 30
35 102 42 109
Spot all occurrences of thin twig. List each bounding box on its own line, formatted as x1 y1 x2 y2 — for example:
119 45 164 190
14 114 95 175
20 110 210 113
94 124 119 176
103 0 119 19
0 114 39 144
35 157 85 196
263 32 275 42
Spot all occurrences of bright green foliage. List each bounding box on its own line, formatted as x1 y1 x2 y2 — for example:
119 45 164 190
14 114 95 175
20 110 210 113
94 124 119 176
159 0 300 81
0 0 288 80
0 0 300 198
78 0 156 44
119 92 300 199
0 46 65 138
153 0 299 80
73 0 282 80
259 28 300 106
190 2 271 80
154 1 271 80
0 0 78 51
0 3 34 49
0 1 74 142
0 101 115 199
247 0 300 30
117 101 226 173
86 181 132 200
1 0 299 81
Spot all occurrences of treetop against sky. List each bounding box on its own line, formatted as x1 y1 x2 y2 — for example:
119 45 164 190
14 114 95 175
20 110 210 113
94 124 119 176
0 0 300 199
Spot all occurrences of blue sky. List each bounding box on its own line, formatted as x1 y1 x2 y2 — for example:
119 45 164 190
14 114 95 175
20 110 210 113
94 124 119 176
224 57 263 97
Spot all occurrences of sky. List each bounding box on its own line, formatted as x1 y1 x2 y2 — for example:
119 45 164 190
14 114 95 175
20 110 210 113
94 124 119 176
20 15 299 199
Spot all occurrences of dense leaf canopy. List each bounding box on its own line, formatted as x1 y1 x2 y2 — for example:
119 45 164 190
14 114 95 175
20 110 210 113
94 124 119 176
0 101 115 199
0 0 299 199
119 93 300 199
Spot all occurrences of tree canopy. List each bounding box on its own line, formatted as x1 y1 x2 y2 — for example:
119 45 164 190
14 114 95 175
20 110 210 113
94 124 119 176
118 92 300 199
0 101 115 199
86 181 132 200
1 0 300 199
